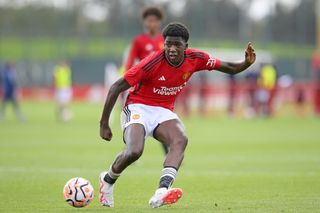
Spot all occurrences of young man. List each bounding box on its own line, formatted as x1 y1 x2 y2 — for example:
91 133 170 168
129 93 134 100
99 22 256 208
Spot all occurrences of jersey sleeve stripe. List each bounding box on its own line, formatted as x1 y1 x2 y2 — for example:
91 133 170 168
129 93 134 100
186 55 205 60
186 52 205 58
142 52 164 72
142 53 164 72
142 53 163 70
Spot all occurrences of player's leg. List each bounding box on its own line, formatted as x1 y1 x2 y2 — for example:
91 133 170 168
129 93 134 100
0 98 6 120
155 119 188 169
161 143 169 154
149 119 187 208
100 123 145 207
0 94 12 121
111 123 145 173
11 96 25 121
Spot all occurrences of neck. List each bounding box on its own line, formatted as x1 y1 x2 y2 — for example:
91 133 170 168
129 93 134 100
147 30 157 37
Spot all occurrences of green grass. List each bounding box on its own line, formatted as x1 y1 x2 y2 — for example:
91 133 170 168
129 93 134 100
0 101 320 212
0 37 314 60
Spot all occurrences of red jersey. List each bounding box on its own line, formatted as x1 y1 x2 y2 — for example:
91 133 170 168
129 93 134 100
125 33 164 71
124 49 221 111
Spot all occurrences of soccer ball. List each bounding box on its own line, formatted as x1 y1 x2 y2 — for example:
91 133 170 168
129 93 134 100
63 177 94 208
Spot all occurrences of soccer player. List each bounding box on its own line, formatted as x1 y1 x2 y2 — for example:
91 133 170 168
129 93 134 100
0 62 25 121
125 6 164 72
125 6 169 154
99 22 256 208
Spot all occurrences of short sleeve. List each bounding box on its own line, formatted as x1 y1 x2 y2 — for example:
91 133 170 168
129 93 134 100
123 63 145 86
196 51 221 71
123 51 156 86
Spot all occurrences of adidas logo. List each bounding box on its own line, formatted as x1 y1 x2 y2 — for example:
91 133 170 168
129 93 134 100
158 76 166 81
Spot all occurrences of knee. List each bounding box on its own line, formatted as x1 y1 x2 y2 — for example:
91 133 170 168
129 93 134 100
125 147 143 162
171 136 188 151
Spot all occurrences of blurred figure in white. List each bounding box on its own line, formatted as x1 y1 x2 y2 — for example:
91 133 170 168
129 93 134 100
104 62 119 124
104 62 119 93
53 61 73 122
0 62 25 121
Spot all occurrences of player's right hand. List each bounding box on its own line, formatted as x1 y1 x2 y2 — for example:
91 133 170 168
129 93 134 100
100 124 113 141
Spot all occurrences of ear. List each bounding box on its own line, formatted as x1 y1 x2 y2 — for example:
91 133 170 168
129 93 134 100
185 43 188 49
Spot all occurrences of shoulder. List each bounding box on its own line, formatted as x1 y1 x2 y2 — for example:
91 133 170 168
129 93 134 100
134 33 149 41
141 50 165 72
156 34 164 41
132 34 145 44
185 48 207 60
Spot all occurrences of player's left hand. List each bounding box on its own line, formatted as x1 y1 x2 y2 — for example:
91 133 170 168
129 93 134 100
245 42 256 65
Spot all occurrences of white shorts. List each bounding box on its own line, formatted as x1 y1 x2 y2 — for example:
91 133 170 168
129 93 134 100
120 104 180 138
55 88 72 105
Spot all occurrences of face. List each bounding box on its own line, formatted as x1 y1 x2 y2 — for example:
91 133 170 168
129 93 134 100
164 36 188 65
143 15 161 34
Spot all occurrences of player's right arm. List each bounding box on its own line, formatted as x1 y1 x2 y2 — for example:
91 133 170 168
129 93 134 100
100 53 151 141
100 78 131 141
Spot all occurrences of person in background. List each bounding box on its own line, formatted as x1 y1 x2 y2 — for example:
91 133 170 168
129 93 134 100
227 74 237 117
311 51 320 116
294 85 306 117
125 6 164 72
53 61 73 122
0 62 25 121
257 63 277 117
244 70 259 119
198 71 210 116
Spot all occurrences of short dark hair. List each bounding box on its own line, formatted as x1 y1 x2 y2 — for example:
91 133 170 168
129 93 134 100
141 6 163 20
162 22 189 42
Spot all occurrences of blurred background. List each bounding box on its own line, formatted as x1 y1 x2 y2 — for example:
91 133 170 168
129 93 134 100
0 0 319 119
1 1 320 212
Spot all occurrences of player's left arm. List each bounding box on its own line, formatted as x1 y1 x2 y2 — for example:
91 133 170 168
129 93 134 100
216 42 256 75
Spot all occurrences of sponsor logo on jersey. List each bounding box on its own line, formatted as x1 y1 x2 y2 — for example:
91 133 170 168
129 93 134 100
153 83 186 96
206 56 217 67
182 72 191 80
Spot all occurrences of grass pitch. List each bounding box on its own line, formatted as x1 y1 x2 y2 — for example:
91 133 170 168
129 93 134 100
0 101 320 212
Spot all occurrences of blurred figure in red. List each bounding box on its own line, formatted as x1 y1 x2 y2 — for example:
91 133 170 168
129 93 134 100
244 70 259 119
294 85 306 117
227 74 237 117
125 6 164 71
198 72 210 116
311 51 320 116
